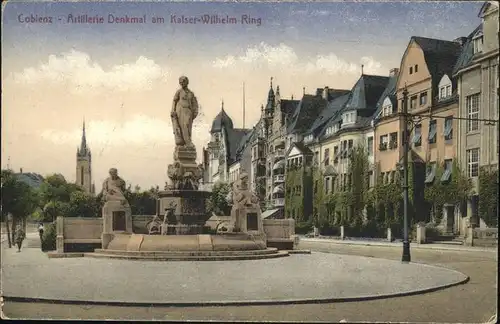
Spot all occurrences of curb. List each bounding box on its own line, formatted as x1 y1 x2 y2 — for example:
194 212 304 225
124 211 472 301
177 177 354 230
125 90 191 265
300 238 497 253
2 275 469 307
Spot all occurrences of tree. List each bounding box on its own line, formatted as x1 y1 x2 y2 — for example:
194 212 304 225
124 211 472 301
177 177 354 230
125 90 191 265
207 182 231 216
67 191 100 217
1 169 40 246
478 166 498 227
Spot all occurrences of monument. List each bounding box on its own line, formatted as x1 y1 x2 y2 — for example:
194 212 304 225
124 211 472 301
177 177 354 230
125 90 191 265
101 168 132 249
230 170 265 236
91 76 283 260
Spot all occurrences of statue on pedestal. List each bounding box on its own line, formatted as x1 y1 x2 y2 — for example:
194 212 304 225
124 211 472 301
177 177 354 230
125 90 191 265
232 171 259 207
171 76 199 149
167 76 203 190
102 168 129 206
230 170 263 234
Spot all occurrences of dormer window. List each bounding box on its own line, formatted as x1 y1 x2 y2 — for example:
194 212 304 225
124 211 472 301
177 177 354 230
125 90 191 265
325 124 339 136
381 97 394 117
473 33 483 54
305 134 314 143
438 74 453 101
342 111 356 126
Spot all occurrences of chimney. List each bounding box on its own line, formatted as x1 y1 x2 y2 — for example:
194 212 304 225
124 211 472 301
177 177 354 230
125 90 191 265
389 68 399 77
20 168 23 174
316 88 324 97
453 37 467 46
323 86 329 100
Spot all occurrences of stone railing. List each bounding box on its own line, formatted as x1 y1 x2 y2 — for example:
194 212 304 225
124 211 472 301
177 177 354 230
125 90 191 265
56 216 103 252
473 228 498 239
263 218 295 250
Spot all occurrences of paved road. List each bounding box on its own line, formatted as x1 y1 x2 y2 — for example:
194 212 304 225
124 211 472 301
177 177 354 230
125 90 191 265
2 239 497 322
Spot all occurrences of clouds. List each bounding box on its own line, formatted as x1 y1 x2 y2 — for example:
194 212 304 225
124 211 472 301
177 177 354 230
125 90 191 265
212 42 386 75
213 42 298 68
12 50 168 93
40 114 210 149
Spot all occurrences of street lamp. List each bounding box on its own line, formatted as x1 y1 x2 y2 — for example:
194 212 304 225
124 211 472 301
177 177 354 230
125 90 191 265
401 86 411 263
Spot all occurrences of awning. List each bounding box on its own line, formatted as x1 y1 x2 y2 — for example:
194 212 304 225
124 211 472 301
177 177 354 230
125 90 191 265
425 164 436 184
261 208 281 219
273 159 285 170
272 185 284 194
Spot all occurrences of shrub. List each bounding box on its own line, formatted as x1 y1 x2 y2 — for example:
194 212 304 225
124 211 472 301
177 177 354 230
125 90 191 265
424 223 442 242
41 222 56 251
295 221 313 235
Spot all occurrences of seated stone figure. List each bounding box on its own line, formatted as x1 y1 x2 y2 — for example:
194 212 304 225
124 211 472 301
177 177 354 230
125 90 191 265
102 168 129 206
232 171 259 207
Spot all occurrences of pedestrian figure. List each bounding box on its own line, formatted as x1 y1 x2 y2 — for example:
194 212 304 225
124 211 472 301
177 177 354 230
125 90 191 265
38 222 44 250
14 225 25 252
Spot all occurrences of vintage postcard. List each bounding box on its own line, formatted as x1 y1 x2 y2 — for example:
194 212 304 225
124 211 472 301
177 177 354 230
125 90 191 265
1 0 498 322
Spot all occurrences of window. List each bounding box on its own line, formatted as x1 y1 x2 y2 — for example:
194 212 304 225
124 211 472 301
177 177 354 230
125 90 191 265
325 177 331 194
389 132 398 149
382 105 392 117
324 148 330 166
420 92 427 106
441 159 453 183
367 137 373 156
379 135 389 151
333 146 339 163
415 64 418 73
473 35 483 54
444 117 453 141
305 134 314 142
412 124 422 147
314 151 319 165
446 85 451 97
428 120 437 144
425 162 436 184
467 148 479 177
466 94 480 132
410 96 417 110
409 66 413 74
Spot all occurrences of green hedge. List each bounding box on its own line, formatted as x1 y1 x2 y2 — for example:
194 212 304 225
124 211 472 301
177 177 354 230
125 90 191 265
295 221 313 235
41 222 56 251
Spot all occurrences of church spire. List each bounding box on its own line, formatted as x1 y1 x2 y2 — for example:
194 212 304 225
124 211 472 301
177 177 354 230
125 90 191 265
79 119 88 155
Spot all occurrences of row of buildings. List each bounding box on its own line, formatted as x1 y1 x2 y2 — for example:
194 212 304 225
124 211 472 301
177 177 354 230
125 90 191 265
201 2 499 235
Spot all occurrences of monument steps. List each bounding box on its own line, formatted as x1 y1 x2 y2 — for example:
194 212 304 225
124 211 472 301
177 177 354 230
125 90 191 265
84 250 289 261
93 247 279 256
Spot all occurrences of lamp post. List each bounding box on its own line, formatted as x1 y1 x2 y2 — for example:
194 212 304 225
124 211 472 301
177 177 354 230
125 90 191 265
401 86 411 262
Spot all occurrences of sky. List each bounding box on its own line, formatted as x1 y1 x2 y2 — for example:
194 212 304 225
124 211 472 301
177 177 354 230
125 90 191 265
1 0 484 189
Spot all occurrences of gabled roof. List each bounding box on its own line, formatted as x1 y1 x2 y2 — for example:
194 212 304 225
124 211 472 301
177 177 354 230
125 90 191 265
343 75 389 112
286 141 313 157
226 127 251 164
373 74 399 121
411 37 463 101
287 95 328 134
306 92 351 136
479 1 499 18
453 24 483 75
234 127 255 159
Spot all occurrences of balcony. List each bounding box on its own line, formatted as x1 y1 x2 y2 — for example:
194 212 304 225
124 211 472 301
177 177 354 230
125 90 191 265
274 174 285 183
274 149 285 161
273 198 285 207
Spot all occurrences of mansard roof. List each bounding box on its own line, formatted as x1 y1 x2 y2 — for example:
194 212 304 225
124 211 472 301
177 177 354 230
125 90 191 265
287 94 328 134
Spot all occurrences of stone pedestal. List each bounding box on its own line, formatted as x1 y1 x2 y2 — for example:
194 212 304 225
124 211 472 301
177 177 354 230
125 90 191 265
102 201 132 249
387 227 393 242
157 190 211 226
56 216 64 253
231 206 264 235
465 226 474 246
340 225 345 240
416 223 426 244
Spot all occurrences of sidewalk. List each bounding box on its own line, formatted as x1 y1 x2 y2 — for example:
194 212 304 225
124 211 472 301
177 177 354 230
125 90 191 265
300 237 498 253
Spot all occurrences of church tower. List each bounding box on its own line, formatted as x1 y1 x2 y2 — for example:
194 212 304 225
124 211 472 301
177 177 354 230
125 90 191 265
76 120 94 195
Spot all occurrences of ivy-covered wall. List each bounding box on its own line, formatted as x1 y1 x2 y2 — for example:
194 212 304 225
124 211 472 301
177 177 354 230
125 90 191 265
285 165 313 223
478 166 499 227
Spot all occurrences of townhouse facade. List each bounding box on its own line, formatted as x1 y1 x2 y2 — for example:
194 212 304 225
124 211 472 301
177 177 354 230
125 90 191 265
201 2 498 231
455 1 499 228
